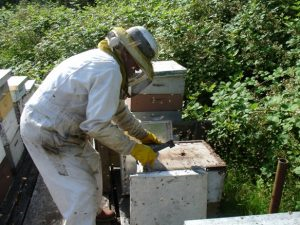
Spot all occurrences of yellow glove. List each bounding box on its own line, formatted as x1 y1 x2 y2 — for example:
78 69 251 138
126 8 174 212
140 132 162 144
130 143 158 166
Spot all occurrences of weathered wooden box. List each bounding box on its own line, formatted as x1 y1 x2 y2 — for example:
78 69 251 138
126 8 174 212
0 69 12 87
18 79 37 114
0 69 14 201
5 129 25 169
8 76 28 122
0 108 19 144
8 76 27 103
136 141 226 217
0 70 19 144
127 60 186 112
130 170 207 225
120 120 173 195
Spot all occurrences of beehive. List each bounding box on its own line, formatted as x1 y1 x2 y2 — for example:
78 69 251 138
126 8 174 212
130 170 207 225
6 129 25 168
133 141 226 217
0 69 18 144
0 69 14 200
128 60 186 112
7 76 27 102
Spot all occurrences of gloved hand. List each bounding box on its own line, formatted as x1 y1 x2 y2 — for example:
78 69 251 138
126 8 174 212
130 143 158 166
140 132 162 144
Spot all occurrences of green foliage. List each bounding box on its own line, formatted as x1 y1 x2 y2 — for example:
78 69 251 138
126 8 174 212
1 0 299 215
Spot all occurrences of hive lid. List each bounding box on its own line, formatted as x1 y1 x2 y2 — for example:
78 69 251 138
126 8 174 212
153 60 187 77
25 80 36 92
0 69 12 88
8 76 28 91
151 140 226 171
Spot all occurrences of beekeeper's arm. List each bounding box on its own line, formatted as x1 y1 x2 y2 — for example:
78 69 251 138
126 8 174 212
79 64 157 165
80 64 134 155
112 100 161 144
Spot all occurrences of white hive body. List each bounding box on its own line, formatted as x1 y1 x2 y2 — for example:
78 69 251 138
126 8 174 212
130 170 207 225
130 141 226 224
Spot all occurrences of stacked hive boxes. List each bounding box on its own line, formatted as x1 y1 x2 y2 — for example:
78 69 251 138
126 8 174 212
120 61 187 196
0 69 37 202
8 75 28 123
0 69 18 201
126 60 187 121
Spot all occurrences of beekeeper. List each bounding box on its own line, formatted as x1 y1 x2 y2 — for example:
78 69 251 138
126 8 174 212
20 26 161 225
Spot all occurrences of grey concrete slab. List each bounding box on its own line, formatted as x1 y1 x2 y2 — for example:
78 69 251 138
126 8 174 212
23 175 63 225
184 212 300 225
23 175 112 225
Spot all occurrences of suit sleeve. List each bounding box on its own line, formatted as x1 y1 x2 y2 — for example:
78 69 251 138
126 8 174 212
79 63 136 155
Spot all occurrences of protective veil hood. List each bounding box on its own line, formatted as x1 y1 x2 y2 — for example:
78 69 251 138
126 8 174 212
106 26 158 96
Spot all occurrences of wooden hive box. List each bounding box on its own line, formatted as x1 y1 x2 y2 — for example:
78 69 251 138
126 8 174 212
7 76 27 103
128 60 186 112
134 141 226 218
0 69 14 202
0 69 18 144
130 169 207 225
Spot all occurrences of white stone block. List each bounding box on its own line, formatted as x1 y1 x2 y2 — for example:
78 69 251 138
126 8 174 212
130 170 208 225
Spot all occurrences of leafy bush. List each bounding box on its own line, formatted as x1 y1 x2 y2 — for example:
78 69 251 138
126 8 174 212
1 0 299 214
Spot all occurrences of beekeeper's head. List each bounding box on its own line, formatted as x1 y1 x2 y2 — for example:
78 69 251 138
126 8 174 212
106 26 158 97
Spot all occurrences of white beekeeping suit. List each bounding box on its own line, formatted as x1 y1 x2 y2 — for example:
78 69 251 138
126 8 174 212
20 26 160 225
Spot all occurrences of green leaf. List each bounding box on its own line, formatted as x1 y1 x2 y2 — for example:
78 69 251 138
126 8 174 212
294 167 300 175
250 103 259 110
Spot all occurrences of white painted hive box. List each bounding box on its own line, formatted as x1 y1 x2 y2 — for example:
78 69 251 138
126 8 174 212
141 60 186 95
120 120 173 195
8 76 28 102
0 70 18 145
130 170 207 225
139 141 226 205
6 129 25 168
0 69 12 88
